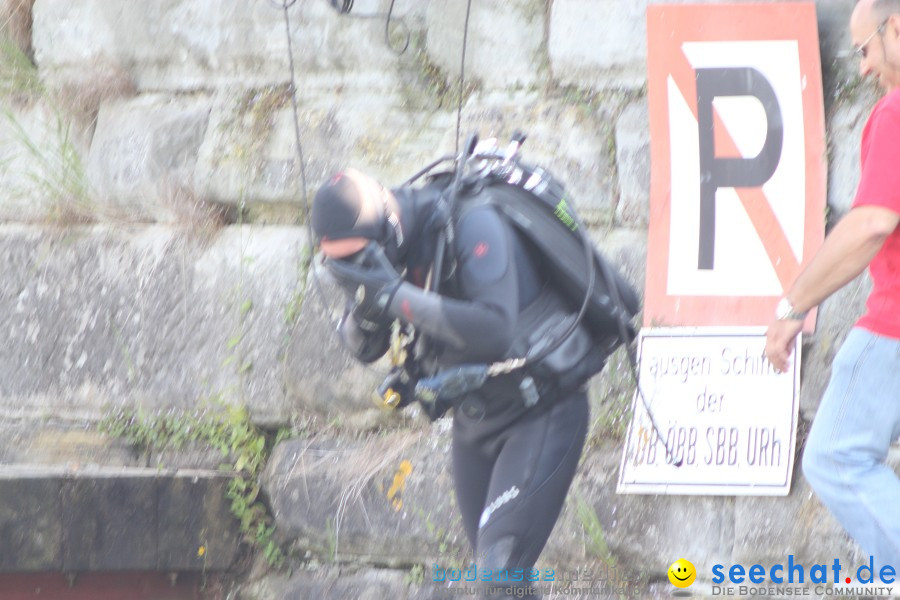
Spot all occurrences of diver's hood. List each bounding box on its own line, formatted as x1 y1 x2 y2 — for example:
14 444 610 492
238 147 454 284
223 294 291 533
312 169 404 263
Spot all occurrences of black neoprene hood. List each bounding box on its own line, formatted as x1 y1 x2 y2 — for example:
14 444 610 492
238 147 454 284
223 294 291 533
311 171 384 242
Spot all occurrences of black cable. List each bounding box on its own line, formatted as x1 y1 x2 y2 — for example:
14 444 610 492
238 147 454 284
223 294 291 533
383 0 409 54
273 0 355 343
455 0 474 157
278 1 308 216
533 211 595 366
600 258 683 467
401 154 456 187
332 0 410 54
271 0 409 53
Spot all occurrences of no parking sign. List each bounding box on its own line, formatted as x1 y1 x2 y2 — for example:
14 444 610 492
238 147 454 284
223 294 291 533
643 2 826 328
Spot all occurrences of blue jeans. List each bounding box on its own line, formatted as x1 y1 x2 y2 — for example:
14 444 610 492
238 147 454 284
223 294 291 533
802 328 900 570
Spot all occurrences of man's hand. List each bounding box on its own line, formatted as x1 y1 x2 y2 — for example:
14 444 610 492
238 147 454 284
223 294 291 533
764 318 803 372
326 242 403 323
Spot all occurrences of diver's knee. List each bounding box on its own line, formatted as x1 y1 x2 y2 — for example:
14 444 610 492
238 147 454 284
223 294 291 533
476 534 517 571
474 536 542 599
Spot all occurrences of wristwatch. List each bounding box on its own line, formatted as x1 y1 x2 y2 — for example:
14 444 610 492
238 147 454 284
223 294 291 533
775 297 808 321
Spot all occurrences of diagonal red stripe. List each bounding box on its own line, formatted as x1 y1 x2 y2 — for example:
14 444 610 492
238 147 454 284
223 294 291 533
713 111 801 286
668 47 800 289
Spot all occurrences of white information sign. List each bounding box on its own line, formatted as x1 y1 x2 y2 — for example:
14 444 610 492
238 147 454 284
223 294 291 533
617 327 800 496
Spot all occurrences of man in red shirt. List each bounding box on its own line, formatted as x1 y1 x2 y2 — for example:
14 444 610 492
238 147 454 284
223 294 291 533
766 0 900 571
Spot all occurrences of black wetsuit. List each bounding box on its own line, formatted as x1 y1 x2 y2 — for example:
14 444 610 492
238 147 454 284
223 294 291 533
338 181 592 598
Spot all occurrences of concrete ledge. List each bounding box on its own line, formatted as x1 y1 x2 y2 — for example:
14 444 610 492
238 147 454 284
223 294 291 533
0 466 240 572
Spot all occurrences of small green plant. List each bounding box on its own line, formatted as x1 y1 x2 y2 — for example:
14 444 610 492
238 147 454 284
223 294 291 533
1 105 95 221
324 516 337 563
409 35 480 111
0 34 41 99
224 227 256 383
573 490 646 599
574 492 623 600
574 492 615 567
283 244 312 326
215 85 291 183
415 506 466 572
2 35 97 222
99 401 286 567
404 563 425 586
0 0 35 57
589 347 636 444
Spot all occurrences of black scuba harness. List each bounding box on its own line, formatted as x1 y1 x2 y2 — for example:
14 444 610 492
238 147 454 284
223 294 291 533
378 133 637 415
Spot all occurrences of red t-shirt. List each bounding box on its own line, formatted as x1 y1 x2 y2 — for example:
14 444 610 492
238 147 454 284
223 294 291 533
853 87 900 339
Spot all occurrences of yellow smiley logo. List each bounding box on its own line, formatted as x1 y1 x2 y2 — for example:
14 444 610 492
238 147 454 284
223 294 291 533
668 558 696 588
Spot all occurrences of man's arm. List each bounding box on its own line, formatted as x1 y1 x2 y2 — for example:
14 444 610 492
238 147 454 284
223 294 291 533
765 205 900 371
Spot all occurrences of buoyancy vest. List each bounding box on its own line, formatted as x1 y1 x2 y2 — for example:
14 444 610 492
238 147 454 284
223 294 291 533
454 162 640 350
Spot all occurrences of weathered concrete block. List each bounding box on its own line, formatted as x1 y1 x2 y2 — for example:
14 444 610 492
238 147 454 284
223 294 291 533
425 0 545 89
87 94 212 220
455 94 617 220
263 427 466 565
329 101 455 187
590 228 648 304
0 415 239 473
195 86 349 208
0 477 62 571
553 445 735 574
195 86 301 207
549 0 648 90
32 0 410 92
157 474 241 570
733 469 858 571
614 99 650 228
0 467 241 572
0 225 312 425
0 424 138 468
282 265 386 419
241 569 411 600
195 83 455 208
61 475 158 570
549 0 857 94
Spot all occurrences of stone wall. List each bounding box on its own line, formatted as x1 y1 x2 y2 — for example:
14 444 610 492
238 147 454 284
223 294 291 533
1 0 894 598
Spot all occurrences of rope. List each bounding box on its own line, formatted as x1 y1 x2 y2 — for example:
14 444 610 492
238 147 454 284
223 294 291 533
455 0 474 156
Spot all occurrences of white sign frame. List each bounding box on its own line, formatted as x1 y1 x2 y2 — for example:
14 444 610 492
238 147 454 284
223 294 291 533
617 327 800 496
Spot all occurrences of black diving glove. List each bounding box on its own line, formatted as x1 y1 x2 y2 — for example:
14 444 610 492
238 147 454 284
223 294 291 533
337 306 391 363
326 242 403 324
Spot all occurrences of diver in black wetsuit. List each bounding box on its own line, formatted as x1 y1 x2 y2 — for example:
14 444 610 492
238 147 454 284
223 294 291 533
311 167 607 599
